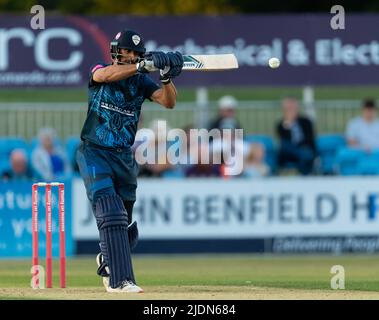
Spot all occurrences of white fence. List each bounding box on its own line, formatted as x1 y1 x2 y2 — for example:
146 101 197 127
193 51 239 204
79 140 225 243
0 100 363 139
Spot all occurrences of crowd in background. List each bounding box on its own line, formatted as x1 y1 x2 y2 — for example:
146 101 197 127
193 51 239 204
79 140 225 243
1 127 72 182
1 96 379 182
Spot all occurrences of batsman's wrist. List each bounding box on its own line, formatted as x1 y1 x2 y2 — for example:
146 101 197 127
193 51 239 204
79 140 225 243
160 72 171 84
160 77 171 85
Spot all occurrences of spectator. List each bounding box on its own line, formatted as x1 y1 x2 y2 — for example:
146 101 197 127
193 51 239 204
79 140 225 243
211 131 248 177
2 149 33 181
243 143 270 178
31 127 71 181
346 98 379 151
185 143 222 177
208 95 242 131
136 119 173 177
276 97 317 175
175 124 197 173
207 96 245 177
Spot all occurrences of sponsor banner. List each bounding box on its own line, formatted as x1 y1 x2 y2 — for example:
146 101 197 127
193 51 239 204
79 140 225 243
0 181 74 258
272 236 379 254
73 177 379 241
76 237 379 254
1 15 379 86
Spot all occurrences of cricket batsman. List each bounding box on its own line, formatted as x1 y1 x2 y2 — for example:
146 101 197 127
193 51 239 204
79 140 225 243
76 29 183 292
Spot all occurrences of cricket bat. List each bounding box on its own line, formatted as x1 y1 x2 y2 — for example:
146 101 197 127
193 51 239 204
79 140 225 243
182 54 238 71
143 53 238 72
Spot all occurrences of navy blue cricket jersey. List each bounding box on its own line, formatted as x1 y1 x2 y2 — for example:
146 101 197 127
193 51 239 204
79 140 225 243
80 63 160 148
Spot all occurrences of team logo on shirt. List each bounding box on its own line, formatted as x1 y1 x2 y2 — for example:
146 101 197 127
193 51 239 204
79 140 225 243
132 35 140 45
100 102 135 116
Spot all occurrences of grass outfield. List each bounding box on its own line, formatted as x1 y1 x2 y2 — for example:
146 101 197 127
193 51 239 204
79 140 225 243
1 86 379 102
1 254 379 300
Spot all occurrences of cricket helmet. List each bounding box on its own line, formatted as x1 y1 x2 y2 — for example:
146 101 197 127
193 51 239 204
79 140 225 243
110 29 146 61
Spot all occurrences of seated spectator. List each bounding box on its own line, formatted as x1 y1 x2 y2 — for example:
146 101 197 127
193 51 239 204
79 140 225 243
208 95 242 131
203 95 245 177
276 97 317 175
31 127 71 181
175 124 197 173
346 98 379 151
2 149 33 181
211 132 248 177
243 143 270 178
185 143 222 177
136 119 173 177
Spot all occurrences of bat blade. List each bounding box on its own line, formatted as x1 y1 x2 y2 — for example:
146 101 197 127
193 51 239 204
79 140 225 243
182 54 239 71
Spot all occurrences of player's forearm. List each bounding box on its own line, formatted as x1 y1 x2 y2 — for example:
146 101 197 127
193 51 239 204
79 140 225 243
161 82 177 109
93 64 137 83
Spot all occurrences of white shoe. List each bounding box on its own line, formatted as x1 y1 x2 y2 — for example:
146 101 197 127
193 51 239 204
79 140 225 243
96 253 110 289
106 280 144 293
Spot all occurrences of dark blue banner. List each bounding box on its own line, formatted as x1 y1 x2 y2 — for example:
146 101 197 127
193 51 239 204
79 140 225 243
0 14 379 86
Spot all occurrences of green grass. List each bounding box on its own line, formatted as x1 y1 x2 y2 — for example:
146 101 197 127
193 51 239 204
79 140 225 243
131 254 379 291
1 254 379 299
1 86 379 102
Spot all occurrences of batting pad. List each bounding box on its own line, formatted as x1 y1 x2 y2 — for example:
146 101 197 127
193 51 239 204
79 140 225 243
95 194 135 288
103 225 135 288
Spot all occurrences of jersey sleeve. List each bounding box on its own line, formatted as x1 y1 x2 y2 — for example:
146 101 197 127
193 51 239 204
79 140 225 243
142 74 160 100
89 63 107 86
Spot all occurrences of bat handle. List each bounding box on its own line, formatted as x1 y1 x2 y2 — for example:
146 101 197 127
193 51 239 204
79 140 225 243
145 60 159 72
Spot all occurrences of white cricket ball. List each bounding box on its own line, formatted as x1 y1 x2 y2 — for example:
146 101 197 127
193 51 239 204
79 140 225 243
268 57 280 69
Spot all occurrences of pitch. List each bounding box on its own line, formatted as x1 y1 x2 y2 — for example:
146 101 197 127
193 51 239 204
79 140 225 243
1 254 379 300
